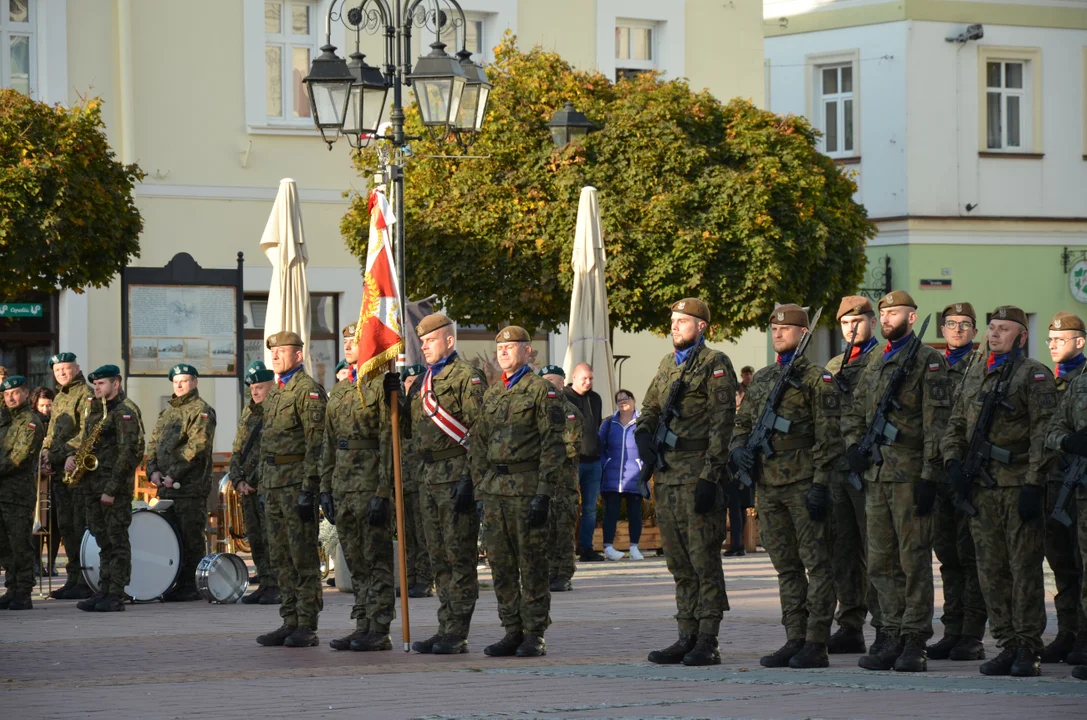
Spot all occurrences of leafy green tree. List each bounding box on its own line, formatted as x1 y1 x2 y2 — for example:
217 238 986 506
0 91 143 298
341 36 874 339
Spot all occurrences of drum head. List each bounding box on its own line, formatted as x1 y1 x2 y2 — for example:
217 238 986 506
80 529 101 594
196 553 249 603
128 510 181 601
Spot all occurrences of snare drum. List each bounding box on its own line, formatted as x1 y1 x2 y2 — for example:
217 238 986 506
81 508 182 602
195 552 249 604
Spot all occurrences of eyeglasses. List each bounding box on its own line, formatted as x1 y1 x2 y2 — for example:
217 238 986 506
943 320 975 331
616 396 633 404
1047 337 1083 347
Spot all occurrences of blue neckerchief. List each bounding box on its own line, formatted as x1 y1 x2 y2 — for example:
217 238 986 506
987 349 1020 373
503 364 531 389
945 343 974 367
883 333 914 362
277 365 302 387
1058 352 1086 378
674 337 704 366
429 350 458 375
776 349 797 365
857 336 879 356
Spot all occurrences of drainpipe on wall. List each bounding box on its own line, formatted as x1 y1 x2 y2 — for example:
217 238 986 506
116 0 135 165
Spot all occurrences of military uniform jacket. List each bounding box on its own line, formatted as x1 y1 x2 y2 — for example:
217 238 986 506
43 373 92 468
732 356 841 487
260 369 327 494
410 355 487 485
472 370 565 498
843 342 953 483
0 402 46 507
638 344 737 486
1045 361 1087 483
941 354 1057 487
146 390 217 499
229 401 264 490
68 392 145 498
558 399 584 494
826 345 878 416
319 375 390 498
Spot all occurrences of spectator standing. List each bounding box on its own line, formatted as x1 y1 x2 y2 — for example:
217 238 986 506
599 390 644 561
565 363 604 562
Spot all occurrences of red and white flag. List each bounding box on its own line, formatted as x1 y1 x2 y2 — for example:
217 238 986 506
355 189 403 384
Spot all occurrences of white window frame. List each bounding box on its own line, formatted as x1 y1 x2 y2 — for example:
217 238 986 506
1 0 37 98
805 49 860 160
614 18 657 78
436 0 516 65
596 0 683 83
264 0 320 126
976 46 1042 154
439 11 488 64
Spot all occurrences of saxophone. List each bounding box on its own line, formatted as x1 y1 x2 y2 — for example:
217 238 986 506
64 397 108 487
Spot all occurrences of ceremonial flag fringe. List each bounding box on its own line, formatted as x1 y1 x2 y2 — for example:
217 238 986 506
355 189 403 388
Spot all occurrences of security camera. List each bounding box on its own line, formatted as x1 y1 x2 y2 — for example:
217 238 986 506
947 24 984 43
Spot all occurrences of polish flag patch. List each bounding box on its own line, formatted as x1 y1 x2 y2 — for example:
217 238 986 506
546 390 557 398
713 369 725 378
567 414 576 421
471 377 482 385
821 373 833 383
122 414 132 421
928 362 940 372
309 392 320 399
28 422 36 429
200 412 209 419
1034 372 1047 382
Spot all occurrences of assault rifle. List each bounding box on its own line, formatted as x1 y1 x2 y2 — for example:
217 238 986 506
957 348 1020 517
1052 454 1087 528
635 345 696 499
847 315 932 492
732 308 823 488
834 325 860 395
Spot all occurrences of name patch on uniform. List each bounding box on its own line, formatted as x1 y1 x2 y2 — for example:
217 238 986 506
309 392 320 399
928 362 940 372
547 390 557 398
471 377 482 385
1034 372 1047 382
713 369 725 378
821 373 833 383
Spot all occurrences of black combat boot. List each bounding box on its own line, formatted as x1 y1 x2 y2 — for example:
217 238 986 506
1041 630 1075 663
256 623 296 647
893 634 927 672
330 629 368 651
94 594 126 612
239 586 265 605
867 629 891 656
1010 647 1041 677
949 635 986 661
827 626 867 654
484 631 525 657
760 639 805 668
648 634 697 664
789 641 829 669
979 645 1017 675
350 631 392 651
1072 665 1087 680
77 593 104 612
858 633 904 671
66 584 94 600
515 634 546 657
412 633 442 654
8 592 33 611
682 634 721 666
162 587 202 602
48 579 76 600
549 578 572 592
433 634 469 654
284 626 319 648
258 587 282 605
1065 631 1087 665
0 588 15 609
926 634 960 660
408 584 433 598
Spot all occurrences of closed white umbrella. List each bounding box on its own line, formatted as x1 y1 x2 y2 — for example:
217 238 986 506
260 178 312 374
562 186 617 417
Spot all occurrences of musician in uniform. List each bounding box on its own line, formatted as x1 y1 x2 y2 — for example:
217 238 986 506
400 364 433 598
942 306 1055 676
0 376 47 610
539 365 583 593
639 298 736 667
256 332 327 648
732 304 839 669
235 361 279 605
40 352 95 600
145 364 216 602
409 314 487 655
64 365 145 613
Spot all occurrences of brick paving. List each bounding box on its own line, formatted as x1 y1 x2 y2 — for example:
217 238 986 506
2 552 1084 719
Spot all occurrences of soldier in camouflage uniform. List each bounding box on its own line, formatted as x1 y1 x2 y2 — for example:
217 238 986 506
638 298 736 667
410 314 488 655
145 364 216 601
539 365 583 593
0 376 47 610
824 296 883 654
732 303 840 670
65 365 145 612
235 361 279 605
1040 312 1087 663
256 332 328 648
843 291 952 673
40 353 95 600
927 302 988 662
943 305 1055 677
401 365 433 599
474 325 564 658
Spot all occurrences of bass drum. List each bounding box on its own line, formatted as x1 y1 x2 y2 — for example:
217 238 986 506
195 552 249 604
81 508 182 602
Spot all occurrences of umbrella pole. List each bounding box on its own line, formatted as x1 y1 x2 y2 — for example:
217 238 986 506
390 389 411 652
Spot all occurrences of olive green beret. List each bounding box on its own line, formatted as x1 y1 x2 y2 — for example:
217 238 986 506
49 352 77 367
942 302 976 322
334 359 348 373
1050 311 1085 333
877 290 917 311
266 331 304 349
245 360 275 386
538 365 565 378
400 364 426 380
495 326 530 343
670 298 710 324
168 363 198 380
341 323 357 339
836 295 873 321
416 313 453 337
769 304 809 327
0 375 28 391
992 305 1028 328
88 364 121 382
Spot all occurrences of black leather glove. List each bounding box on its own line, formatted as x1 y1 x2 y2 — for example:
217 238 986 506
845 444 871 474
805 483 830 523
946 459 971 504
635 429 656 465
319 491 336 525
914 480 938 517
296 491 316 522
728 447 756 473
694 478 718 515
1018 484 1043 522
368 496 390 526
527 494 550 528
1061 431 1087 458
450 476 474 516
383 371 400 405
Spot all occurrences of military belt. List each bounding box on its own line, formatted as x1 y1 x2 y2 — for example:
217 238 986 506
491 461 540 475
422 446 467 463
878 436 924 451
337 438 378 450
772 437 815 452
265 453 304 465
993 440 1032 464
672 437 710 452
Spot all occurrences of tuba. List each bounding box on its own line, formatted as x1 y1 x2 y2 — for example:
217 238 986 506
216 474 250 554
64 397 107 487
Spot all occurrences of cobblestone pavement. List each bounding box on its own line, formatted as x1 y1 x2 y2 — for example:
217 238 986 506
2 552 1084 719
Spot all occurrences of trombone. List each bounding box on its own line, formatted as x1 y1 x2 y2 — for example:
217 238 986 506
33 446 54 598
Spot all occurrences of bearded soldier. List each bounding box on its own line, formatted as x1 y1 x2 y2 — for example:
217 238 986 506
539 365 584 593
0 376 46 610
235 361 279 605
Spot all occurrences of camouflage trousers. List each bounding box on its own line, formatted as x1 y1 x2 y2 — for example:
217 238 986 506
657 481 729 637
403 490 432 590
242 491 275 588
52 479 88 587
265 485 323 629
337 489 394 633
85 497 132 597
0 502 35 593
482 493 551 636
866 482 934 640
547 489 579 584
933 483 987 638
159 496 207 592
830 473 882 631
422 467 480 638
1044 482 1084 635
970 486 1046 653
758 480 833 643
